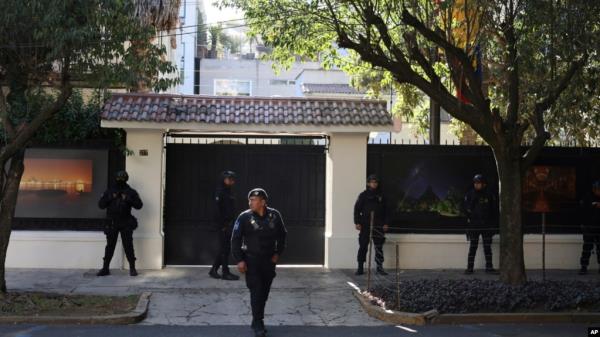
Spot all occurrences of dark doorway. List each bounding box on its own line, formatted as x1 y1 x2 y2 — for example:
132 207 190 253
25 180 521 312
164 135 326 265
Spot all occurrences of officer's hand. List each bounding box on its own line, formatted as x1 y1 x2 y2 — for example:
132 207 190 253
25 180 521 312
355 224 362 231
112 193 118 199
237 261 247 274
593 202 600 208
383 224 389 232
121 193 127 200
271 254 279 264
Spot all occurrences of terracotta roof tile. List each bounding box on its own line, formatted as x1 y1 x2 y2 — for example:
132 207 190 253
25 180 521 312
101 93 392 127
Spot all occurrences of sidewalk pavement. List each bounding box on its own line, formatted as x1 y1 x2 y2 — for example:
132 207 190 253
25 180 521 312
5 267 598 326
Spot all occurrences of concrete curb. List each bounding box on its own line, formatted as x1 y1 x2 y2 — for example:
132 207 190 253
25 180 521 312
353 290 600 325
0 292 151 325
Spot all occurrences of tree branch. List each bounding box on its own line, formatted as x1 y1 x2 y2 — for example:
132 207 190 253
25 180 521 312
0 59 72 163
401 9 487 111
534 56 587 115
0 87 15 140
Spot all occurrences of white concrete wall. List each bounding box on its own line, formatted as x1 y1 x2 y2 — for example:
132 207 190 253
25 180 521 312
6 231 122 269
198 59 321 97
125 129 165 269
373 234 596 270
389 122 459 145
325 132 368 268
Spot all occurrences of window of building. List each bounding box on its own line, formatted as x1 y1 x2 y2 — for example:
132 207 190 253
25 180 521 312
268 79 296 86
214 79 252 96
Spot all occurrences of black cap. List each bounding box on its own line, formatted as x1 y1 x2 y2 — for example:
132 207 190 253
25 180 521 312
367 174 380 183
248 188 268 200
473 174 485 183
116 170 129 182
593 180 600 189
221 170 237 179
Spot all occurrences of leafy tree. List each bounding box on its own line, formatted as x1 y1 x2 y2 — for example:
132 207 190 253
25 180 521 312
222 0 600 284
0 0 178 293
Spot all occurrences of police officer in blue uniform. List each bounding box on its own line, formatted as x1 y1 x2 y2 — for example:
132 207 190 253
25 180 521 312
231 188 287 337
462 174 499 274
578 180 600 275
209 170 240 281
96 171 143 277
354 174 389 276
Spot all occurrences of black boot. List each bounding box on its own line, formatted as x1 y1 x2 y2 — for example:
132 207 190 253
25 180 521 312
96 268 110 276
222 268 240 281
129 261 138 277
209 266 221 279
376 266 388 276
578 266 588 275
96 259 110 277
252 319 266 337
355 263 364 276
485 267 499 274
464 264 474 275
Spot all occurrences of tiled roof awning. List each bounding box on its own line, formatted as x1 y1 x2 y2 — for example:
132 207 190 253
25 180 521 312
101 93 392 127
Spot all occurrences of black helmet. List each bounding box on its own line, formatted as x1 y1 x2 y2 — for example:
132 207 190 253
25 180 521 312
367 174 380 183
248 188 268 200
593 180 600 190
116 170 129 182
473 174 485 183
221 170 237 179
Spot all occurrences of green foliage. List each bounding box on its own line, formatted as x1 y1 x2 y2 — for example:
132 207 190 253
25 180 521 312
221 0 599 144
0 0 179 132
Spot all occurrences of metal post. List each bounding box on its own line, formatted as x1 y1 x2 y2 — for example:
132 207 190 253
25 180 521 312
367 211 375 291
396 243 400 308
542 212 546 281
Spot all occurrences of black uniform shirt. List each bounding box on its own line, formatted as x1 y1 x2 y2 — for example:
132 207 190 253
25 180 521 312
231 207 287 263
98 183 143 226
462 188 497 228
581 193 600 233
353 188 389 227
215 184 236 223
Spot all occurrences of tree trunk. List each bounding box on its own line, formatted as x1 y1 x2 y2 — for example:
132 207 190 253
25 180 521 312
0 149 26 294
493 147 527 285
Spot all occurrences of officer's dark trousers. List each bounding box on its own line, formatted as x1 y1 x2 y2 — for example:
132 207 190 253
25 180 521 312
212 224 233 272
467 231 493 269
580 234 600 267
103 227 136 267
357 227 385 266
245 256 276 321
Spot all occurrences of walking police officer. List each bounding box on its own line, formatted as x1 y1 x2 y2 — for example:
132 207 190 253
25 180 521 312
462 174 499 274
354 174 389 276
231 188 287 337
209 170 240 281
578 180 600 275
97 171 143 277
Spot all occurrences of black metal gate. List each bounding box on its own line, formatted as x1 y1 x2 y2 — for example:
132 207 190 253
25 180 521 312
164 135 326 265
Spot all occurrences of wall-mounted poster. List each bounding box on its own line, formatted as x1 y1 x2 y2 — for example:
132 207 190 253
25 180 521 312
15 149 108 219
522 165 577 213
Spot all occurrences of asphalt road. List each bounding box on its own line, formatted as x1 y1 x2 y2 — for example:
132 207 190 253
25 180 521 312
0 324 594 337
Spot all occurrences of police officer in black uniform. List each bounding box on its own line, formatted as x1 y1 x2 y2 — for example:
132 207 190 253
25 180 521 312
97 171 143 277
231 188 287 337
578 180 600 275
354 174 389 276
462 174 498 274
209 170 240 281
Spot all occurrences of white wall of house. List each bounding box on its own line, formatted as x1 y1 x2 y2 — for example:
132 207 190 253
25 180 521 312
197 59 321 97
6 231 122 269
375 234 594 271
177 0 206 95
325 132 368 268
124 129 165 270
6 123 592 271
